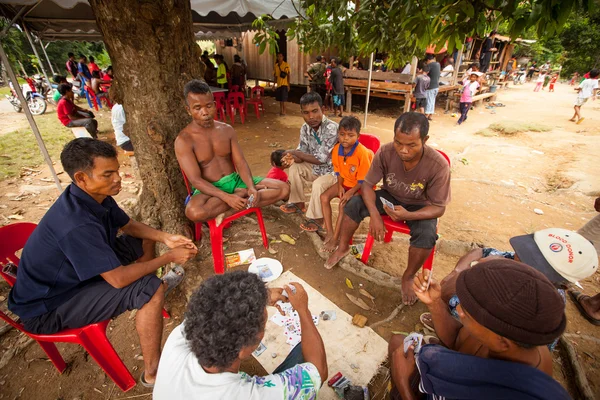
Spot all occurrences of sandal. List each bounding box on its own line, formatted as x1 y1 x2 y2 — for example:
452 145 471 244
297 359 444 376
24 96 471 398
420 312 435 332
568 291 600 326
139 371 154 388
163 265 185 297
300 219 324 233
280 203 306 214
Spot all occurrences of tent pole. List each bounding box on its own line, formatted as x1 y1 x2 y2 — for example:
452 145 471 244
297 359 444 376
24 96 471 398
38 36 55 76
0 40 62 192
452 47 463 86
23 24 51 87
363 52 374 128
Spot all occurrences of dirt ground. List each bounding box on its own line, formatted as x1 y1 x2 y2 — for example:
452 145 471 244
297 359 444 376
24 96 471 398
0 80 599 399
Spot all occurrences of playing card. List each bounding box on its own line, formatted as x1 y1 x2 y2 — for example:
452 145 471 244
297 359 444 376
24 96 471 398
403 333 424 355
424 265 434 291
271 313 288 327
252 342 267 357
312 315 320 326
380 197 394 210
247 194 255 209
257 265 273 280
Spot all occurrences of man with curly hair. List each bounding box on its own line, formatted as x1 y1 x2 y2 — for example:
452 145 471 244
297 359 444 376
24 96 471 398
153 271 327 399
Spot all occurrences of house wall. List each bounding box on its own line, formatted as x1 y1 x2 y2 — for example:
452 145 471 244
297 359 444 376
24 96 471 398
213 31 336 86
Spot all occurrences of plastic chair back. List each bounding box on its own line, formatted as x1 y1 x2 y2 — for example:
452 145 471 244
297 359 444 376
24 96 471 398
0 222 37 286
227 91 245 107
358 133 381 154
230 85 240 92
437 150 451 167
251 86 265 98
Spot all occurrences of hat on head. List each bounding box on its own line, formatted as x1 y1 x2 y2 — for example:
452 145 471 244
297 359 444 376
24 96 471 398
510 228 598 286
456 259 566 346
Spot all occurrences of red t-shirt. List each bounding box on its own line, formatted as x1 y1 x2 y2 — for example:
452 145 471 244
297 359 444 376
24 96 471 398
88 62 100 73
266 167 288 183
56 98 75 126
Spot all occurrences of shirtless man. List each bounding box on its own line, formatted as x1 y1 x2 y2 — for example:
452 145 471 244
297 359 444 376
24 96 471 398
175 80 289 224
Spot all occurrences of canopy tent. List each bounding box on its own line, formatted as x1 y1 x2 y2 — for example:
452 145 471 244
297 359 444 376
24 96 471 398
0 0 299 40
0 0 301 191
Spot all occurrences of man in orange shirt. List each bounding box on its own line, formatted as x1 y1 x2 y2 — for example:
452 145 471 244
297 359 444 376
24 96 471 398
320 116 373 252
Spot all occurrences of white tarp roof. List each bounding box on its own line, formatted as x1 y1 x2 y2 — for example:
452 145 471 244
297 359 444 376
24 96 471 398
0 0 299 40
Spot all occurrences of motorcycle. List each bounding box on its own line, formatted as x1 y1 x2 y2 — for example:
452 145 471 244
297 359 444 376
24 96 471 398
513 67 526 85
4 83 47 115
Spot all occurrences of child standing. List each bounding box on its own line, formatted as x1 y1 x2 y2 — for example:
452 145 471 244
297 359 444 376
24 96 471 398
413 63 430 114
266 149 289 183
320 116 373 253
534 71 547 92
549 74 558 92
457 72 480 125
570 69 599 125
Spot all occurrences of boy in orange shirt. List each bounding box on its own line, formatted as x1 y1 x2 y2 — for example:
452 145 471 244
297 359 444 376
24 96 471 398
321 116 374 252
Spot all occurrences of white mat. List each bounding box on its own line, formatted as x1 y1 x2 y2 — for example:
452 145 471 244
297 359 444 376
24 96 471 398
254 271 388 399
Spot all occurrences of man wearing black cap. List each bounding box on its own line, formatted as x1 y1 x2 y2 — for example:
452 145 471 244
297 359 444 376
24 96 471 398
388 259 571 400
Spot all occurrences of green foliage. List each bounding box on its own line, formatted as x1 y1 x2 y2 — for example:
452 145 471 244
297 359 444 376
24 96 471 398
252 15 280 55
559 9 600 76
256 0 591 68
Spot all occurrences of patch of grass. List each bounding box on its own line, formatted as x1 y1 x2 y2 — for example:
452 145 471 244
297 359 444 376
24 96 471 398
0 112 73 179
546 171 575 192
475 128 497 137
0 79 28 97
476 121 552 137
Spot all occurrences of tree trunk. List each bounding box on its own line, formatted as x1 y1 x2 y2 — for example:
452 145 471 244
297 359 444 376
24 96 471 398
88 0 203 235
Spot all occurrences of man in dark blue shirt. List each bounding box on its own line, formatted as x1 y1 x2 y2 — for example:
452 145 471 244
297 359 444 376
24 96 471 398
77 54 92 82
8 138 198 387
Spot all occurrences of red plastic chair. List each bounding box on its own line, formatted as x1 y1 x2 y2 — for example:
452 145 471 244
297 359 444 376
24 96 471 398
358 133 381 153
213 92 228 122
360 150 451 268
227 92 247 124
85 86 113 110
230 85 240 93
246 86 265 119
0 223 136 392
179 169 269 274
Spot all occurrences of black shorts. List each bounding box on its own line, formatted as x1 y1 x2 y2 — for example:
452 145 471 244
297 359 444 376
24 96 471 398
343 189 438 249
415 98 427 109
276 86 289 102
22 236 161 334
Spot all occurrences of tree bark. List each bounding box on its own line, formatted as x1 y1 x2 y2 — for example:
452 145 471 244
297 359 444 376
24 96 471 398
88 0 203 235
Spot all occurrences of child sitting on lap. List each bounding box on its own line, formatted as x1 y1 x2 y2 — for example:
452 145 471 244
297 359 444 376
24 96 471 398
266 149 289 183
320 116 373 253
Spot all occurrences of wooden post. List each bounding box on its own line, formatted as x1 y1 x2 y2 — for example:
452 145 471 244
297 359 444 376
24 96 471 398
345 88 352 113
403 56 418 113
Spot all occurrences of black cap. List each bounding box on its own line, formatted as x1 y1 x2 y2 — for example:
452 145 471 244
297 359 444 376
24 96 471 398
509 234 569 285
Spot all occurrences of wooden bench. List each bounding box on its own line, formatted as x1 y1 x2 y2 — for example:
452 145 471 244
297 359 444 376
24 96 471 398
343 69 415 113
71 127 92 138
471 92 497 106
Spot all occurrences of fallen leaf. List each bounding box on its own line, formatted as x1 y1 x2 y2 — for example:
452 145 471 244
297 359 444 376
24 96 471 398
270 240 282 244
267 247 278 255
280 234 296 245
346 293 371 311
7 215 24 220
345 278 354 289
359 288 375 301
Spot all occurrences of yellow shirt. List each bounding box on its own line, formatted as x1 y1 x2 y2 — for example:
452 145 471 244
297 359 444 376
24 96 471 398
275 61 290 87
217 63 227 84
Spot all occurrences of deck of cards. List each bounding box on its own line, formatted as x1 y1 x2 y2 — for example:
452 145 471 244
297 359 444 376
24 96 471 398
270 301 319 347
404 332 424 355
380 197 394 210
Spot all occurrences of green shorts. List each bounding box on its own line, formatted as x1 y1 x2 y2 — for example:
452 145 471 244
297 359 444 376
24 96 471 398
191 172 263 196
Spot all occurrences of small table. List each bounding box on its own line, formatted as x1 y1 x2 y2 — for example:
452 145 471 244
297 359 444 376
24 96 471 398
210 86 228 93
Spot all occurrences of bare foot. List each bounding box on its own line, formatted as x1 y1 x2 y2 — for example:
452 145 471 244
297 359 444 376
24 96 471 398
402 277 418 305
320 236 338 253
324 246 350 269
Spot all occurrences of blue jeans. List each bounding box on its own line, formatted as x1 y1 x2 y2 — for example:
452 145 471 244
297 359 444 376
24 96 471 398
272 343 304 374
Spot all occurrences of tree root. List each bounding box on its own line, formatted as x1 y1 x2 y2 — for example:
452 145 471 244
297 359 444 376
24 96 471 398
559 336 595 400
0 323 14 337
370 303 405 330
564 333 600 346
